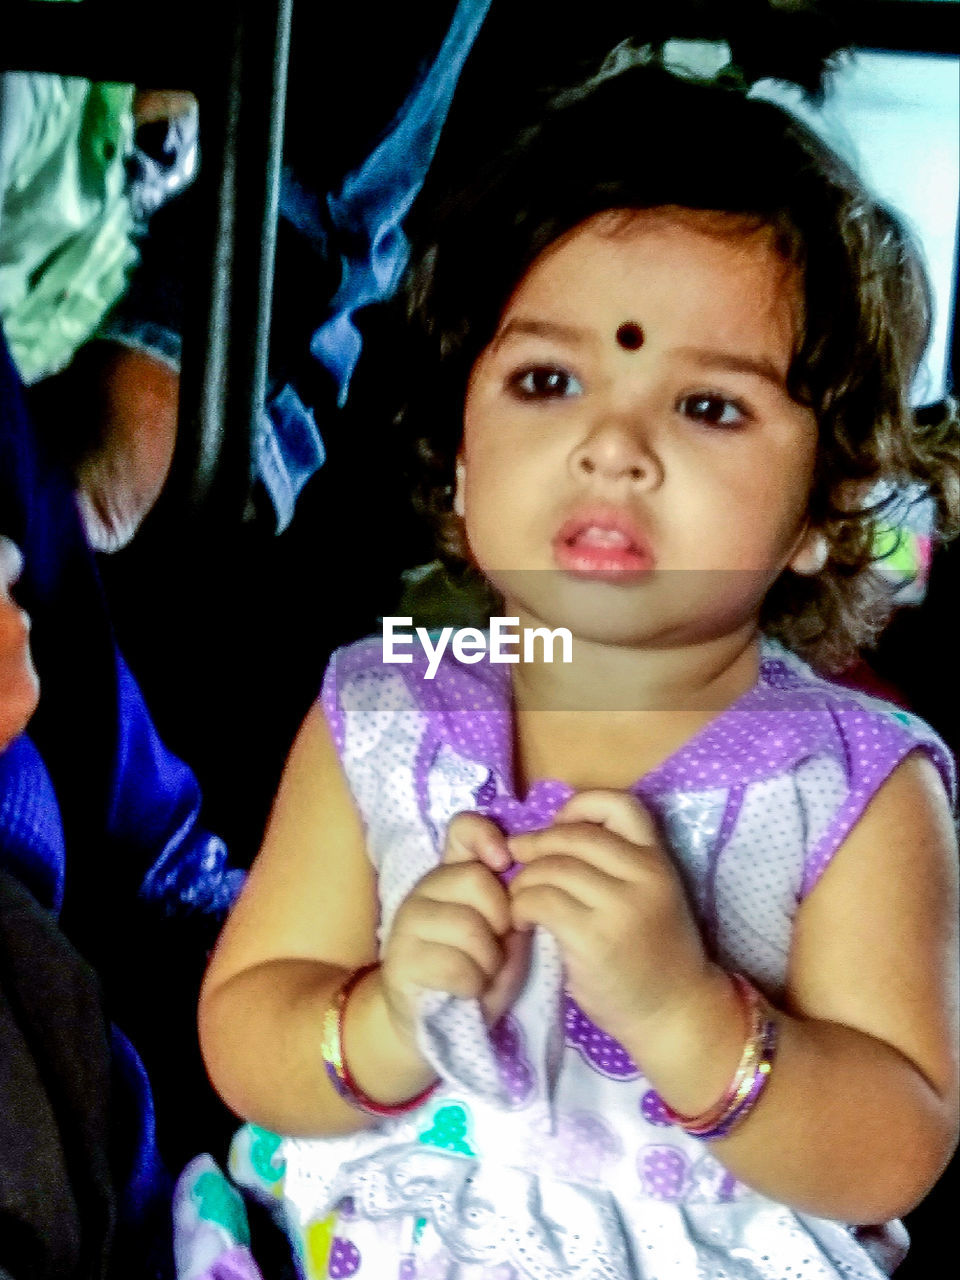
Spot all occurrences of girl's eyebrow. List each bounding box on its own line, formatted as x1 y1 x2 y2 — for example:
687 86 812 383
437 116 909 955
678 346 786 390
491 317 591 350
488 324 787 390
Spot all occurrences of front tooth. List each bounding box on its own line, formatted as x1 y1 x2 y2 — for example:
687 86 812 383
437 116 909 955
580 527 629 547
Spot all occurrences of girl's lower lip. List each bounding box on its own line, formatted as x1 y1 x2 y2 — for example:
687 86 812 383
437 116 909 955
553 538 655 579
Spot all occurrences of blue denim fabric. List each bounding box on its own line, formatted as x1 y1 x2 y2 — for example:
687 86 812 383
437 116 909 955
256 382 326 533
311 0 493 405
243 0 492 530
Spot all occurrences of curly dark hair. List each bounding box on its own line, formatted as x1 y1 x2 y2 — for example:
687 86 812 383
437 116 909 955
389 61 958 671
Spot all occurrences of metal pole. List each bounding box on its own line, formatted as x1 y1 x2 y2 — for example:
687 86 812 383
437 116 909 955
176 0 293 517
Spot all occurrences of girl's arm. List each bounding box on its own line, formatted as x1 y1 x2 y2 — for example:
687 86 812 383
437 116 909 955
198 702 419 1135
198 702 518 1137
741 749 959 1220
509 752 958 1222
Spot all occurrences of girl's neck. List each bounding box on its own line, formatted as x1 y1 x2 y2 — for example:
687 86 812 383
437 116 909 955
509 623 762 795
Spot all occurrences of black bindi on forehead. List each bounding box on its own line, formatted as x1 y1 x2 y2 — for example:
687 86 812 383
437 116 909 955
616 322 644 351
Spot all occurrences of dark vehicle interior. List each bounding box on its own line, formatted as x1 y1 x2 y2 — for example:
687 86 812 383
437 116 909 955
2 2 957 1277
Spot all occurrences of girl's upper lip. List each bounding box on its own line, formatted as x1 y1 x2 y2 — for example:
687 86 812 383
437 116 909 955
553 506 652 556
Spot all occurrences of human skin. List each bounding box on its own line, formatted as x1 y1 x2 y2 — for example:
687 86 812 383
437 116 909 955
197 211 958 1223
72 344 179 553
0 536 39 752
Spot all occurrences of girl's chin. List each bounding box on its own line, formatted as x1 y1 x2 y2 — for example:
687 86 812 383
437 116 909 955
491 586 765 653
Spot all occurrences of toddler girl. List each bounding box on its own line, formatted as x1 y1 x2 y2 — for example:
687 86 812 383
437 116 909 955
190 61 959 1280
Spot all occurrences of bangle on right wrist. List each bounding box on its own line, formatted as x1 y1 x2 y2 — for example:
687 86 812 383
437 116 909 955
320 963 437 1118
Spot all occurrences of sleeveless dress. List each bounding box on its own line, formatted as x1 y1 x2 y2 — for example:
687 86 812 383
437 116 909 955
189 635 955 1280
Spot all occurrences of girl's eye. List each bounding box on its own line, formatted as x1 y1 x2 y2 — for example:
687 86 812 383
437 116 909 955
678 393 749 429
508 366 583 400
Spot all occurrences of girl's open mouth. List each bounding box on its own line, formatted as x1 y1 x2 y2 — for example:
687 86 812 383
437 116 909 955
552 510 655 579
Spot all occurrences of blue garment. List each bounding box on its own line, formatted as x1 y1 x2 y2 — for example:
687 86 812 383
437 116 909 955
255 381 326 534
310 0 492 406
239 0 492 532
0 734 65 913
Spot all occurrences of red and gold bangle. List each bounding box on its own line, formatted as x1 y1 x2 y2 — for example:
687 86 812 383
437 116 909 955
659 973 778 1141
689 1015 778 1140
320 962 437 1117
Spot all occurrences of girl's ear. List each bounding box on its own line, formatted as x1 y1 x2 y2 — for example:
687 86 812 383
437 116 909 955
788 526 829 575
453 457 466 519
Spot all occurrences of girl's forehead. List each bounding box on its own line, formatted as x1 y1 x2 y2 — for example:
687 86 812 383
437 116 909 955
530 206 791 280
588 205 773 239
502 207 803 343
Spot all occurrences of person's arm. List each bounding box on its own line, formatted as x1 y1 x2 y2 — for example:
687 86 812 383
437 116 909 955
198 702 522 1137
508 752 959 1223
0 537 39 753
724 749 958 1221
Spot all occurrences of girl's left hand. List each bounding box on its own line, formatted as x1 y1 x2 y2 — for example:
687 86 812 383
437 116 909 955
507 790 713 1045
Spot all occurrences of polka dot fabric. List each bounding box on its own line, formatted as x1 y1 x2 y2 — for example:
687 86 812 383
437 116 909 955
261 634 953 1279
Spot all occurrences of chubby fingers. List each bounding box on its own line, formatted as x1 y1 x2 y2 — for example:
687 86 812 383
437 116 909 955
443 809 511 874
505 826 628 933
507 801 659 886
481 926 533 1025
389 928 505 999
554 788 659 844
506 794 667 937
390 861 513 1002
406 848 512 955
415 858 513 941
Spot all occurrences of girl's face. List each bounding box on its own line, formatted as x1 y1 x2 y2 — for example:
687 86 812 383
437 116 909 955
457 209 821 648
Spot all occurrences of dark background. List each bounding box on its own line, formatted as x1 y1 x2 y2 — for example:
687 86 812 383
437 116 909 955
5 2 958 1275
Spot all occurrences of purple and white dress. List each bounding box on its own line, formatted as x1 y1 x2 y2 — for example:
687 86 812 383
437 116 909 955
231 635 954 1280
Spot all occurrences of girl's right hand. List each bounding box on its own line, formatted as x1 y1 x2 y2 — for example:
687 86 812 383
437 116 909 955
379 812 531 1047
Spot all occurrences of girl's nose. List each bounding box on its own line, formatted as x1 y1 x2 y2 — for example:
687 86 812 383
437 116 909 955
569 417 663 489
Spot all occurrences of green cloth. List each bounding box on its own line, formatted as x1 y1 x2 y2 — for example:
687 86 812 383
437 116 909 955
0 73 137 383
